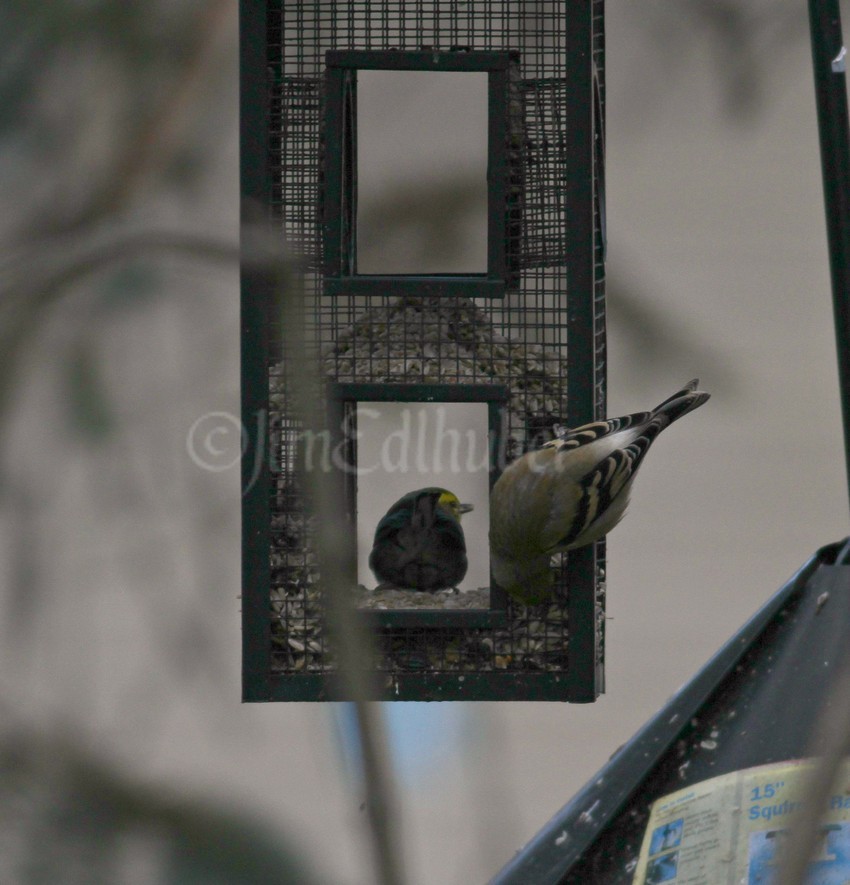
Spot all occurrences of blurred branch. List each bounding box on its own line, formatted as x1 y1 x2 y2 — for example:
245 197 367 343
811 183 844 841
90 0 235 222
0 229 238 449
778 660 850 885
1 229 238 288
0 728 325 884
778 542 850 885
23 0 237 240
358 174 485 270
606 262 740 393
634 0 805 122
269 245 407 885
0 215 406 878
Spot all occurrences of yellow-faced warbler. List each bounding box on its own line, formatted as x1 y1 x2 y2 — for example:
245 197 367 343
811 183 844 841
369 487 474 591
490 380 710 604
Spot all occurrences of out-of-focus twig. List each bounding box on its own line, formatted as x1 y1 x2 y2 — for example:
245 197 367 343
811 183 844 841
27 0 237 240
0 728 325 884
0 230 239 452
260 235 406 885
635 1 804 122
606 263 740 393
777 660 850 885
778 542 850 885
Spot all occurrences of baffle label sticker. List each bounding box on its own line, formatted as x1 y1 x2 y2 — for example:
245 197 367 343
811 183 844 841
632 759 850 884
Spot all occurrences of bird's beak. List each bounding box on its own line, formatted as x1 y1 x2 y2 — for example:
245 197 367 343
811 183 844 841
459 502 474 514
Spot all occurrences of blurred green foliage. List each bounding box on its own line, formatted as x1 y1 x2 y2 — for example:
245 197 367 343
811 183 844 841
0 732 323 884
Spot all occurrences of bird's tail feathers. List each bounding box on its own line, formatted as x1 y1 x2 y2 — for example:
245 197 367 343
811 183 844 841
651 379 710 427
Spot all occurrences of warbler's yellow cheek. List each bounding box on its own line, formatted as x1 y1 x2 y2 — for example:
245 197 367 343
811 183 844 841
437 492 462 521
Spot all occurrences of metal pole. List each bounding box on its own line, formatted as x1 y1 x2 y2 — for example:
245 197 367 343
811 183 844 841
809 0 850 516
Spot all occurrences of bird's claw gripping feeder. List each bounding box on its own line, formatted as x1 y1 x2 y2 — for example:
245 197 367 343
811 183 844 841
240 1 606 702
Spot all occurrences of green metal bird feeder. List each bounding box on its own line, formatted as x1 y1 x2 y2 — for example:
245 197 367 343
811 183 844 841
240 0 607 702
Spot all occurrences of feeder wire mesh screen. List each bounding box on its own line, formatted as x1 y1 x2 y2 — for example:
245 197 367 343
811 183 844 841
247 0 606 701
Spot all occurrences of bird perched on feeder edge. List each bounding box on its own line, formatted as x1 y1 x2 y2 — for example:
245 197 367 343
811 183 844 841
489 380 710 605
369 487 474 592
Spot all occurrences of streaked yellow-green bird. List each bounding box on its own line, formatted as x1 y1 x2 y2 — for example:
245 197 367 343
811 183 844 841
490 380 710 604
369 487 474 591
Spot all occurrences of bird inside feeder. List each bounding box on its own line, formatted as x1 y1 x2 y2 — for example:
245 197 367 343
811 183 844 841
354 400 491 609
368 487 473 591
